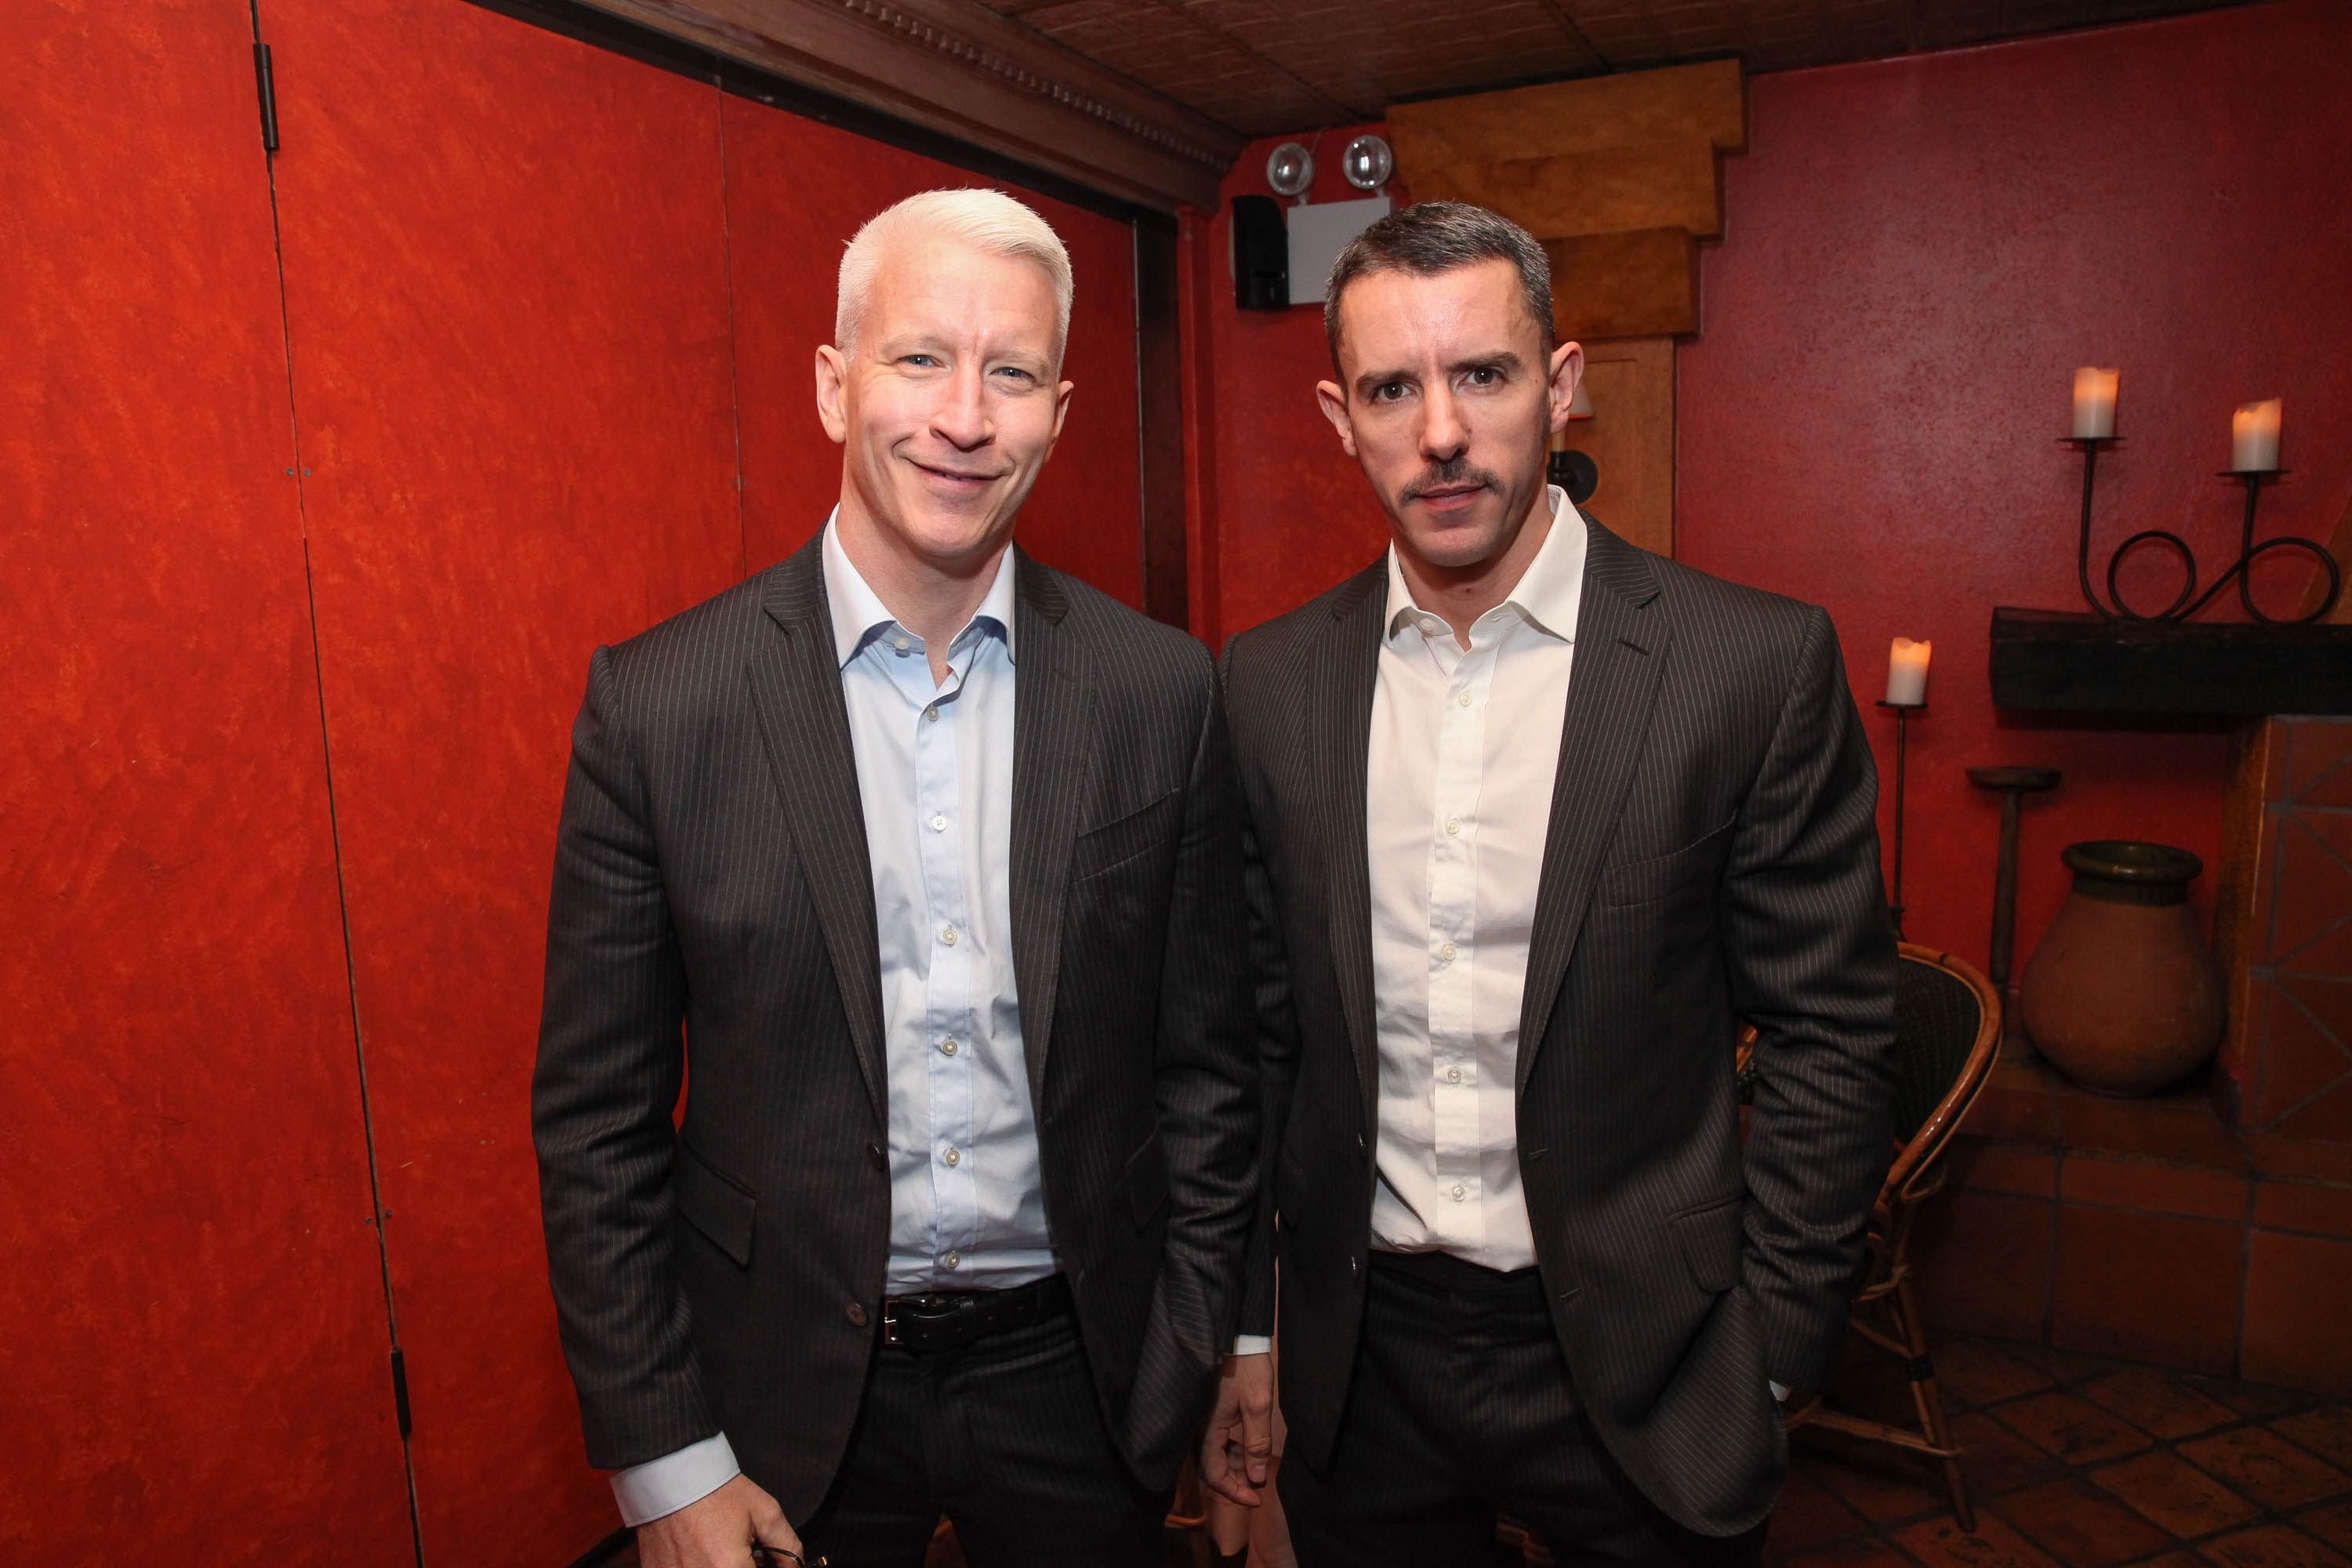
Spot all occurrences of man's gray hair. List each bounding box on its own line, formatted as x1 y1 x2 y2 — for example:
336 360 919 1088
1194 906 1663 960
1323 201 1554 372
837 187 1074 361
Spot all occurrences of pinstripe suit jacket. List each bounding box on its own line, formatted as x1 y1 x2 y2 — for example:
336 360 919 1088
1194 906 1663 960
532 534 1258 1518
1225 516 1896 1537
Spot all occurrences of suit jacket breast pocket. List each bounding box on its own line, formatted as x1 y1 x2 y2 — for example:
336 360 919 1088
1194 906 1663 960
1070 787 1181 883
1598 818 1735 908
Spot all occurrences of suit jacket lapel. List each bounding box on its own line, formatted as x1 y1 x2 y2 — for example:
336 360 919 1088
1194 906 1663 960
1008 550 1090 1112
1516 519 1671 1091
1316 563 1388 1137
745 537 888 1125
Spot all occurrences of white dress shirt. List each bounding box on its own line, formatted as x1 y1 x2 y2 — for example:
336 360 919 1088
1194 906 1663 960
1366 486 1584 1272
612 518 1053 1525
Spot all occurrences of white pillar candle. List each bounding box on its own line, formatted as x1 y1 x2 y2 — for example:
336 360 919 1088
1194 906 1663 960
1886 637 1931 706
2231 398 2281 472
2071 367 2119 439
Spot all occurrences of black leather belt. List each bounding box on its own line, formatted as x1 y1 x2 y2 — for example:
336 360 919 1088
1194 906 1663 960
880 1272 1073 1352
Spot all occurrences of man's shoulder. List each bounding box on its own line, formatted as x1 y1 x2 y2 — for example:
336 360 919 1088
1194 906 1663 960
1592 520 1825 660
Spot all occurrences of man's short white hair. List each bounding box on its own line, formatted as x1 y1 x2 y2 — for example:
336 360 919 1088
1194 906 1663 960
836 187 1074 362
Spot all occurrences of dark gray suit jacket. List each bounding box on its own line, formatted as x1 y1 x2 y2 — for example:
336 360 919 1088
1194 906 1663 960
1225 517 1896 1537
532 534 1258 1517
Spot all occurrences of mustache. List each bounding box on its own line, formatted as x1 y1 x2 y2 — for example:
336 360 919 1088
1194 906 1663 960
1403 458 1503 500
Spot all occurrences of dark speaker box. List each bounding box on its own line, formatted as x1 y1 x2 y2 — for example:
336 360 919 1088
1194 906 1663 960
1231 194 1288 311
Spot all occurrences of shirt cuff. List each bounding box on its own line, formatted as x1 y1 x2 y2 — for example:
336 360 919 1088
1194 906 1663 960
1232 1334 1274 1356
1770 1380 1790 1403
611 1432 740 1526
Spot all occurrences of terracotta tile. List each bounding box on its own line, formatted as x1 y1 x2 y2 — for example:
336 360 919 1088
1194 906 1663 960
2245 1137 2352 1187
1973 1079 2066 1146
2276 1080 2352 1145
2090 1450 2262 1538
2178 1427 2352 1510
2005 1340 2118 1385
2299 1501 2352 1555
1797 1426 1953 1525
1779 1542 1922 1568
1915 1189 2056 1343
2137 1555 2219 1568
2283 924 2352 985
1938 1341 2058 1407
2298 814 2352 888
2274 1409 2352 1472
2061 1096 2252 1174
2251 989 2352 1127
2186 1372 2312 1421
2255 1181 2352 1240
2270 821 2352 965
2244 1232 2352 1397
1954 1139 2063 1199
1894 1512 2065 1568
1993 1477 2176 1568
1951 1410 2075 1497
2288 723 2352 805
2077 1367 2241 1440
2051 1207 2244 1377
2197 1523 2350 1568
1994 1392 2156 1465
2281 978 2352 1050
2063 1156 2251 1221
1769 1469 1871 1555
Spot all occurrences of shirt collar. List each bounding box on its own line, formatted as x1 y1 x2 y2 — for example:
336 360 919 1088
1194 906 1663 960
1383 484 1587 645
820 508 1018 670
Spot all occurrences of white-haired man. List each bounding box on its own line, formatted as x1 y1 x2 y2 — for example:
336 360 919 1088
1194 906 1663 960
534 187 1258 1567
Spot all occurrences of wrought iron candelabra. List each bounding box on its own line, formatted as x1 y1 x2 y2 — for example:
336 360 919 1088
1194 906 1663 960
2064 436 2341 623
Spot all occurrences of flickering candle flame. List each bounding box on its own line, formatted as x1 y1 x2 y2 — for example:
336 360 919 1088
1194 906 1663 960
1885 638 1931 707
2231 398 2281 473
2072 368 2119 440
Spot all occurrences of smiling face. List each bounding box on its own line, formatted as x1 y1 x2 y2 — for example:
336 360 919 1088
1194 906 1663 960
816 233 1073 579
1318 258 1580 583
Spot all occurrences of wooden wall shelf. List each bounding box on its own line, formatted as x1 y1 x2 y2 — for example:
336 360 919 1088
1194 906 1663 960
1989 606 2352 716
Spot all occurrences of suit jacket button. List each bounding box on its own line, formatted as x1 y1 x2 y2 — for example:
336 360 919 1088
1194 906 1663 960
866 1143 885 1172
845 1302 869 1328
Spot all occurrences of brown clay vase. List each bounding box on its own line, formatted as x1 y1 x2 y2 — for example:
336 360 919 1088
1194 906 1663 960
2018 840 2225 1096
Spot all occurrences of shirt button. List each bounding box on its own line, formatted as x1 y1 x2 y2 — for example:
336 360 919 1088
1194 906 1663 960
1451 1183 1467 1202
942 1147 961 1167
941 1036 960 1056
1438 942 1457 964
1446 1065 1462 1084
866 1142 885 1171
1457 691 1472 708
940 926 959 946
845 1301 869 1327
924 705 940 722
892 636 911 655
945 1251 962 1269
929 813 948 833
1443 817 1460 836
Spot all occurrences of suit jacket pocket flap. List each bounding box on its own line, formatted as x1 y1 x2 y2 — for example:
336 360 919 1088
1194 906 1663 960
1125 1134 1171 1229
1071 788 1181 882
1671 1195 1746 1294
1599 818 1735 907
674 1141 757 1267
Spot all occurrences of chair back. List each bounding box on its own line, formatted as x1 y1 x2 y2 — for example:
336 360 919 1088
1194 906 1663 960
1883 942 2002 1200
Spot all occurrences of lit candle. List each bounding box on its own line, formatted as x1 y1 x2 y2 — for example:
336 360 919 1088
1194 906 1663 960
2071 367 2119 439
1567 379 1595 419
2231 398 2281 472
1886 637 1931 707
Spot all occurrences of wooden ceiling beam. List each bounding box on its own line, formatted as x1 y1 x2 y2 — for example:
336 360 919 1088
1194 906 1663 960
581 0 1247 212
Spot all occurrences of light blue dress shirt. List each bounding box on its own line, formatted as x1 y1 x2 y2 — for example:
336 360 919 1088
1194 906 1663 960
611 518 1054 1525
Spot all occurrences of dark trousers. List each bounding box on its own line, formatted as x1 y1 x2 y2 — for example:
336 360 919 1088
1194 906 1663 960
1279 1250 1767 1568
798 1303 1167 1567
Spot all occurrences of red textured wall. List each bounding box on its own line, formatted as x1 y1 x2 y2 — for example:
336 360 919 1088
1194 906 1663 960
0 0 412 1556
1185 1 2352 1000
728 104 1145 599
1676 0 2352 993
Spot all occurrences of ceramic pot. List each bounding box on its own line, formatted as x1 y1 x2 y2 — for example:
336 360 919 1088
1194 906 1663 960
2018 840 2225 1097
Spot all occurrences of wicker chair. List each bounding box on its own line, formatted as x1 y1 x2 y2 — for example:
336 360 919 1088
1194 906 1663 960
1739 941 2002 1529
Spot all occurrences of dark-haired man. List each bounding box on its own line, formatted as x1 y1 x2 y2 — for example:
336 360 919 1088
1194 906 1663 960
1197 201 1895 1563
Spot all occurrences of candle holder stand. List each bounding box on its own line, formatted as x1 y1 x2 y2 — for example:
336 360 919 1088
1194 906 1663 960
2065 437 2341 624
1877 700 1922 939
1966 766 2061 1059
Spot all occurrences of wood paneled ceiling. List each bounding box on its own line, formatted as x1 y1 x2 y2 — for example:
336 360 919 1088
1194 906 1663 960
980 0 2249 137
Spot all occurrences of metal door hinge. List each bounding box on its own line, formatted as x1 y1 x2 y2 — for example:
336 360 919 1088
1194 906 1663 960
253 42 279 153
390 1346 413 1439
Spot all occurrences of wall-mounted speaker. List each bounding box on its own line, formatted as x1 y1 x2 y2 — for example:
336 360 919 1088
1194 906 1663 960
1231 194 1288 311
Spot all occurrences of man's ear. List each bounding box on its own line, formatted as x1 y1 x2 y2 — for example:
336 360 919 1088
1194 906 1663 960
815 343 850 445
1316 379 1358 459
1547 340 1585 437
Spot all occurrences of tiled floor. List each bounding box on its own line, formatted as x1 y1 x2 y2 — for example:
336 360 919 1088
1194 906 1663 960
590 1334 2352 1567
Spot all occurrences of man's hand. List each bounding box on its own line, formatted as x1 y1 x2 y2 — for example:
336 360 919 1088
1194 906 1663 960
1200 1351 1276 1507
636 1474 806 1568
